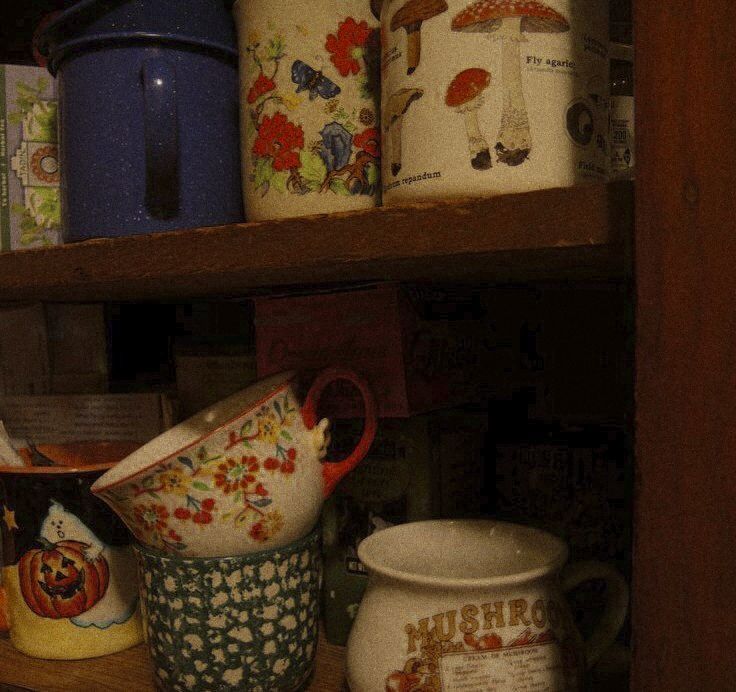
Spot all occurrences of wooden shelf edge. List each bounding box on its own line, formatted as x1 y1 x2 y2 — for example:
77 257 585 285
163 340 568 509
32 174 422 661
0 182 632 301
0 632 346 691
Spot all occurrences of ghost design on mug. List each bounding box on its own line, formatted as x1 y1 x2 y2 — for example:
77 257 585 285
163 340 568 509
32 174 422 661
35 501 138 628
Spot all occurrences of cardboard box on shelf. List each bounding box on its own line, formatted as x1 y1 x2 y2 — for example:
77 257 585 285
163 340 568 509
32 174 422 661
0 65 61 251
0 303 50 395
322 409 488 645
175 352 257 417
0 303 109 396
254 284 510 418
46 303 109 394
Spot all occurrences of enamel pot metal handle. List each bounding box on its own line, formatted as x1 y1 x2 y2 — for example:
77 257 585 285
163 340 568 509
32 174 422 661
142 56 179 219
562 560 629 669
302 367 377 498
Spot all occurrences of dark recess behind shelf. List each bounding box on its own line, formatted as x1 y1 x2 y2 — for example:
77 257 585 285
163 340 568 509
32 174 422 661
2 0 632 64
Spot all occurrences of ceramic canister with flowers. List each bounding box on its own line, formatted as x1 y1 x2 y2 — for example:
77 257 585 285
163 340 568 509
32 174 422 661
234 0 381 221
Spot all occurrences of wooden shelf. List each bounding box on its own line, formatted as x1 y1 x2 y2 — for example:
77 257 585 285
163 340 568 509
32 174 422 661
0 183 632 302
0 633 345 691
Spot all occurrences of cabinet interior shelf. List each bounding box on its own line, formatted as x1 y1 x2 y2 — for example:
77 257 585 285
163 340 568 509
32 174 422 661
0 636 345 691
0 182 632 302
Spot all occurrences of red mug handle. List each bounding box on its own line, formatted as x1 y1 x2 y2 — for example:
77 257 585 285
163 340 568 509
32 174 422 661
301 367 377 498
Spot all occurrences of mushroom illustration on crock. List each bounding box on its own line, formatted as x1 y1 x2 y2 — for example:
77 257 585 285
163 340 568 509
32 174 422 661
446 68 493 170
391 0 448 75
385 87 424 176
452 0 570 166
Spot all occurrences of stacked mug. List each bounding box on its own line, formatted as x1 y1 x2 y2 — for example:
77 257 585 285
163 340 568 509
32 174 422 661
92 368 377 691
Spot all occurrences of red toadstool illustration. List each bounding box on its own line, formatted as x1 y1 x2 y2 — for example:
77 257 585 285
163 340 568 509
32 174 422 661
446 68 493 170
452 0 569 166
391 0 448 75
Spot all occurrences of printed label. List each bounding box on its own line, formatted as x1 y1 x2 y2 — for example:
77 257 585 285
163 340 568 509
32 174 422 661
386 599 581 692
439 641 564 692
610 96 635 176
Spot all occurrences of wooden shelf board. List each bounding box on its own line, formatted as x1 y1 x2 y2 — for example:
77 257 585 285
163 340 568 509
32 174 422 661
0 633 345 691
0 183 632 302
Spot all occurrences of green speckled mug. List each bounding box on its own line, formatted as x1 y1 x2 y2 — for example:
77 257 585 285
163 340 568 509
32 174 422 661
133 526 322 692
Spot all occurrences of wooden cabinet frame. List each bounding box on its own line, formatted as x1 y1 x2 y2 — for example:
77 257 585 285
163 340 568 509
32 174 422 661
633 0 736 688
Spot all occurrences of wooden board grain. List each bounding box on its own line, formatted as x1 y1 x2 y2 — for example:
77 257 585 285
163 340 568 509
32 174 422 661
0 635 345 691
633 0 736 689
0 183 631 302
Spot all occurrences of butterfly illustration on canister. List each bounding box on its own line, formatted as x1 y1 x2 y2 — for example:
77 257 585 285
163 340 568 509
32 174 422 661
291 60 341 100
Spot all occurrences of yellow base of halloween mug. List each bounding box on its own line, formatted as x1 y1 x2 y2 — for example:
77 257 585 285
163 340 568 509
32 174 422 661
346 520 628 691
0 455 143 660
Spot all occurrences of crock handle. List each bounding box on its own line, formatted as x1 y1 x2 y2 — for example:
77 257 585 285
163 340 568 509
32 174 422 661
562 561 629 669
142 56 179 219
302 367 377 498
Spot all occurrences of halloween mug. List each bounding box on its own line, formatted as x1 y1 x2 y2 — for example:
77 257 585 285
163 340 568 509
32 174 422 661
0 454 143 659
93 368 377 557
234 0 381 220
347 520 628 691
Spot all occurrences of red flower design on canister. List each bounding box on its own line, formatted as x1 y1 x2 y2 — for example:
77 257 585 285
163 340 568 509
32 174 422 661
354 127 380 157
326 17 372 77
247 73 276 104
252 113 304 171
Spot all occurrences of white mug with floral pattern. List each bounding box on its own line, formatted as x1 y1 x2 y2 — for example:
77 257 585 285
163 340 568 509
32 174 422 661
234 0 381 221
92 369 377 557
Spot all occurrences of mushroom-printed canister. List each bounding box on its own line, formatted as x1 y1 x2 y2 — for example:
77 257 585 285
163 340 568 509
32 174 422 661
381 0 609 204
234 0 381 221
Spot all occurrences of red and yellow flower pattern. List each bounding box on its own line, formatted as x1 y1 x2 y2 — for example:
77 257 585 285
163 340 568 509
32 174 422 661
116 393 300 553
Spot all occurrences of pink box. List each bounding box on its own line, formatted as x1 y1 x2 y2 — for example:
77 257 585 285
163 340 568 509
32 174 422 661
254 284 487 418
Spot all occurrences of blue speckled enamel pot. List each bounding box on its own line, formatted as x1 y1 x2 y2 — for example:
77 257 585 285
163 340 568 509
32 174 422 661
133 526 322 692
39 1 243 241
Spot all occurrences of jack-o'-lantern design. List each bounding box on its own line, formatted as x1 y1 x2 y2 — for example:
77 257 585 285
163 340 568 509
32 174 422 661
18 539 109 619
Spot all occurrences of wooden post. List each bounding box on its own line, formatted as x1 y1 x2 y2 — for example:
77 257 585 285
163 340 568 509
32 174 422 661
634 0 736 688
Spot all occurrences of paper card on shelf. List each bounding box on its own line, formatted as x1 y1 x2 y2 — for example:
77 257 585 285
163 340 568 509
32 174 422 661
175 352 257 417
0 393 173 444
0 65 61 251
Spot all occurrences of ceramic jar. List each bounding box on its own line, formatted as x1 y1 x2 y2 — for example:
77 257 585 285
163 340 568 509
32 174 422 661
380 0 609 204
234 0 381 220
346 520 628 691
92 368 377 557
134 526 322 691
